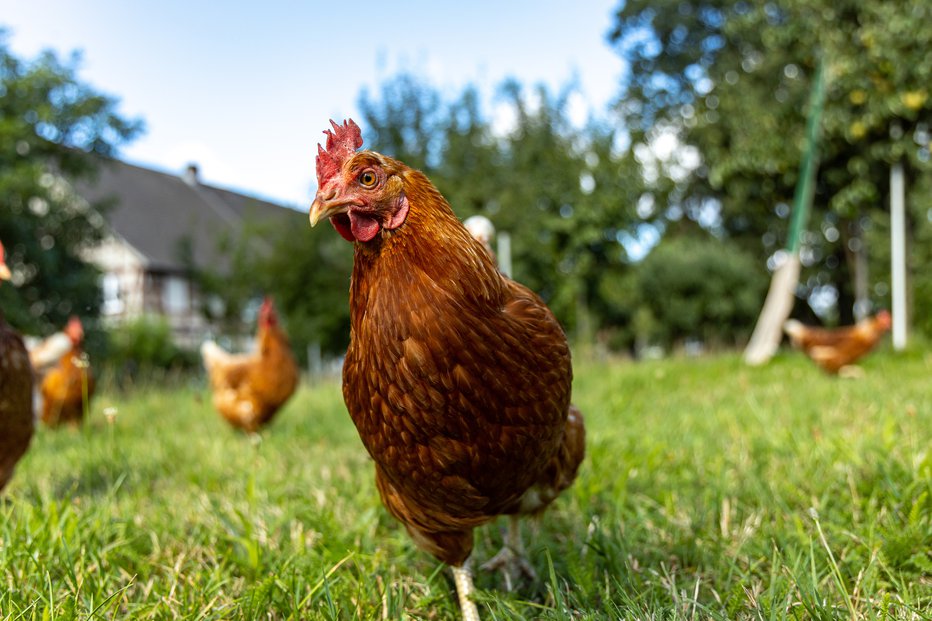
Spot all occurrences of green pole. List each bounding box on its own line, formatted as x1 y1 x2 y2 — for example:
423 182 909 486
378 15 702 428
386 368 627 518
786 57 826 254
744 56 828 365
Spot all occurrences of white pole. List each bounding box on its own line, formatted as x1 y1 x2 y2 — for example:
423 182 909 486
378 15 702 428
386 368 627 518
307 341 322 377
497 231 512 279
890 162 907 351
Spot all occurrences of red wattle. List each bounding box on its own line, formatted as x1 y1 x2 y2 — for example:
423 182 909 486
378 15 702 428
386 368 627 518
350 213 380 242
330 214 357 242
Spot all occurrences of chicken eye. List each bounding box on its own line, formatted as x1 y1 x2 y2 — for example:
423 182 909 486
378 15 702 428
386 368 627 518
358 170 378 188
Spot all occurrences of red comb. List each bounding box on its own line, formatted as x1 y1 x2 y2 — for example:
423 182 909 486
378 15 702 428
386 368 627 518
258 296 277 326
65 316 84 343
316 119 363 186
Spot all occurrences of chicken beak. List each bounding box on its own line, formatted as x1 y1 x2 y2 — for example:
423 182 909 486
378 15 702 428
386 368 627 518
309 195 349 227
0 263 10 281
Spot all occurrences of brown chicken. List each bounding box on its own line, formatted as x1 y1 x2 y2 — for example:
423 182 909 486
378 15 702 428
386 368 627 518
309 119 585 620
200 297 299 432
28 324 76 378
41 316 95 426
784 310 892 375
0 240 34 491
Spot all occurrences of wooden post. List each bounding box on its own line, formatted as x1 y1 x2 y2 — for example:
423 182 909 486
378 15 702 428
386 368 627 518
890 162 907 350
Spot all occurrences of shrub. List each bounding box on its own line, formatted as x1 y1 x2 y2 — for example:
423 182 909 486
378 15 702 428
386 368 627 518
105 316 198 376
630 235 767 350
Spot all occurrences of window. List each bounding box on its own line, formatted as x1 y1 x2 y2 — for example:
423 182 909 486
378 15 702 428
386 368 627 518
101 273 124 315
163 276 189 314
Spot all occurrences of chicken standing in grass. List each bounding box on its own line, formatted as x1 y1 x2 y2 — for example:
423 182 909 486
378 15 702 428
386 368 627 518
784 310 892 376
200 297 299 432
309 119 585 620
40 316 95 427
0 240 34 491
28 318 79 378
29 316 83 414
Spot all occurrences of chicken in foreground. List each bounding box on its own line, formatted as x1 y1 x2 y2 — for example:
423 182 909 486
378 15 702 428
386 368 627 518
200 297 299 432
784 310 892 375
40 316 95 427
0 241 34 491
309 119 585 620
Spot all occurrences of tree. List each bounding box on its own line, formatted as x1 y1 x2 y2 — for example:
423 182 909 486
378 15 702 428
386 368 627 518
262 220 354 361
0 32 142 335
629 234 766 350
608 0 932 324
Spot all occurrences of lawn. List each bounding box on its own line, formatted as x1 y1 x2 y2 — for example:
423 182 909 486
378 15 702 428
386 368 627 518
2 348 931 619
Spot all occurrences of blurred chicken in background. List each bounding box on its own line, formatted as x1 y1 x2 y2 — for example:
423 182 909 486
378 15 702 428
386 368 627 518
463 214 496 262
200 297 299 433
40 316 95 427
28 319 78 377
784 310 892 376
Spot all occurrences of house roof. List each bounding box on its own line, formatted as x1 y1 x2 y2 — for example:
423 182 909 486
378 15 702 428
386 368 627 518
74 158 303 272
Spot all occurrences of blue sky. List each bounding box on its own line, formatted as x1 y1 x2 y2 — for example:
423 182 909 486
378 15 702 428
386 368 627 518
3 0 625 207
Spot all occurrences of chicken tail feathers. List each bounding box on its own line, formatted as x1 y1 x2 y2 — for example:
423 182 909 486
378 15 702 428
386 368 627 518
557 405 586 492
200 340 230 374
28 332 72 373
511 404 586 517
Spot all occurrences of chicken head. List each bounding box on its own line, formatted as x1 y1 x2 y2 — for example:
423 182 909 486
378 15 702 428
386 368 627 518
309 120 410 243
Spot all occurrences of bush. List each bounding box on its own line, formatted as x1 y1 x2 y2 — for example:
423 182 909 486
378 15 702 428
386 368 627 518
105 316 199 376
629 235 767 350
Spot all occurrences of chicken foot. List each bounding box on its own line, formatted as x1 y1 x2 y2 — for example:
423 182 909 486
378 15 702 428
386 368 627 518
451 559 481 621
480 515 537 591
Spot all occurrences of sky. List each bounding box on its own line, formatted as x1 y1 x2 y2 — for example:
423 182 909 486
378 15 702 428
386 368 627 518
1 0 625 208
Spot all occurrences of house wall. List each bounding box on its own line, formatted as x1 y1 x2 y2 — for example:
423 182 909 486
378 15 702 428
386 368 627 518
145 271 212 349
84 235 147 319
84 235 211 349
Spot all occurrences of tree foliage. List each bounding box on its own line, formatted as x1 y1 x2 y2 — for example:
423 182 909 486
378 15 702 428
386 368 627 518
264 220 354 360
629 234 766 348
333 70 783 353
182 206 353 364
0 32 142 335
608 0 932 323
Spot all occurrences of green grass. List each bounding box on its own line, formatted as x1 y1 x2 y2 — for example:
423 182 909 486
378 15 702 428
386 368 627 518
2 348 932 619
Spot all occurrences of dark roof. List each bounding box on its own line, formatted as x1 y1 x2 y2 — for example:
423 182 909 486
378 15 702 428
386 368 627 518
74 158 302 272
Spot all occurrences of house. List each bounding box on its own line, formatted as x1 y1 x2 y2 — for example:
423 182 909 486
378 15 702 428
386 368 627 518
73 158 302 347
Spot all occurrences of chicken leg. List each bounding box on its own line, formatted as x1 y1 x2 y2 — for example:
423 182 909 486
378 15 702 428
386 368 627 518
451 559 481 621
480 515 537 591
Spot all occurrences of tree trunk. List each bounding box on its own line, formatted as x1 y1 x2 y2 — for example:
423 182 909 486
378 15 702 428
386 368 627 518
842 215 870 320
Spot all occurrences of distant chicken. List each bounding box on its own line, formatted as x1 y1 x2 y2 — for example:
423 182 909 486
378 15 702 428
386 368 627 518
200 297 299 432
0 240 34 491
309 119 585 620
463 214 496 262
784 310 892 375
28 319 78 378
41 316 95 427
